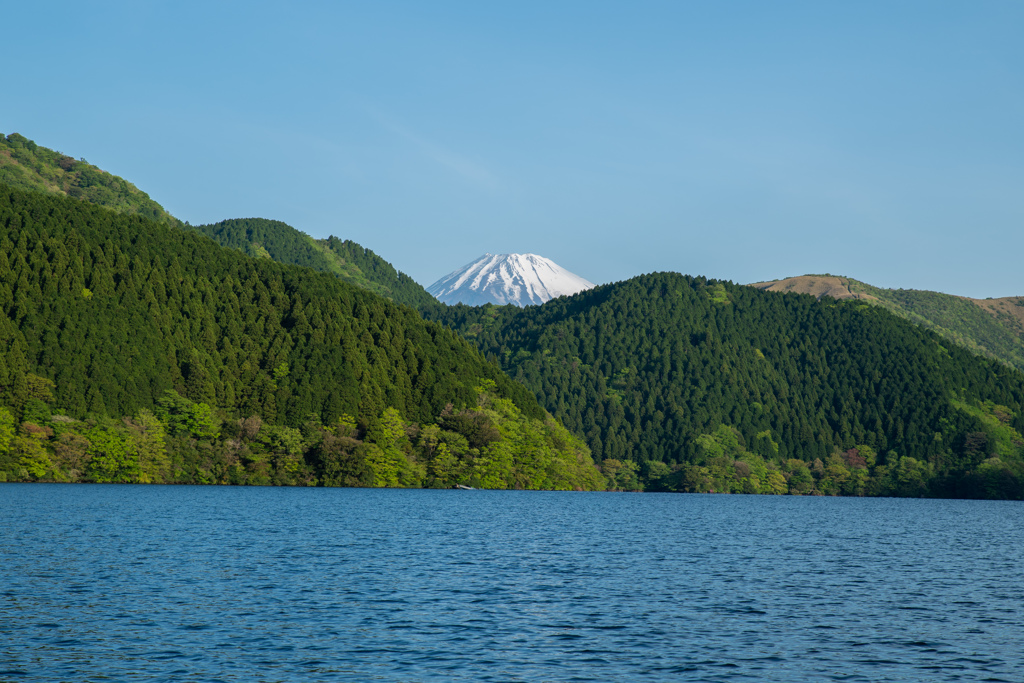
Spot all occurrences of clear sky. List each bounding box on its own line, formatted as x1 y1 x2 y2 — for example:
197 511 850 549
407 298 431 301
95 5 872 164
3 1 1022 297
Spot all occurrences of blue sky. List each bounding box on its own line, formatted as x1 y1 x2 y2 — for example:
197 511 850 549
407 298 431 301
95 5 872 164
3 1 1022 297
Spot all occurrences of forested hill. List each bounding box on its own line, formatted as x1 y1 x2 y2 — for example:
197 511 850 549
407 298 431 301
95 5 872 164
0 183 539 423
751 275 1024 373
0 133 179 226
0 184 604 490
189 218 438 310
0 133 435 310
428 274 1024 498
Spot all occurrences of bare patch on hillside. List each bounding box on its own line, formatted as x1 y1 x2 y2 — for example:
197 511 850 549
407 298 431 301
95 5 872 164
747 275 878 301
972 297 1024 335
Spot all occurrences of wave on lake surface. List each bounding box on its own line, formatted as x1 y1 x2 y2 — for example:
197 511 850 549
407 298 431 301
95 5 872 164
1 485 1022 682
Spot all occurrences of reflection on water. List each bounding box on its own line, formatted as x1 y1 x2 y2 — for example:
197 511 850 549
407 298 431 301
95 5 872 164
1 485 1022 682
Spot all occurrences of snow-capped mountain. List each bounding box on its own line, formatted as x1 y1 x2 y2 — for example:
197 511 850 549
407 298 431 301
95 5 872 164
427 253 596 307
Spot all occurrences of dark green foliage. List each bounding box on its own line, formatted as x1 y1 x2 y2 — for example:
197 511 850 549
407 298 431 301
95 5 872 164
428 273 1024 498
0 133 178 226
0 184 539 428
188 218 438 310
318 236 440 311
189 218 337 271
0 183 603 489
0 134 435 310
847 280 1024 372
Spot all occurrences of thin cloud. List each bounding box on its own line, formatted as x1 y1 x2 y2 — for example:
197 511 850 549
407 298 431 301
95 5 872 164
366 106 503 192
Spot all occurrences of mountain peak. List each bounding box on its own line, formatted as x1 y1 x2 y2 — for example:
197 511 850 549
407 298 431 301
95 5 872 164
427 253 596 306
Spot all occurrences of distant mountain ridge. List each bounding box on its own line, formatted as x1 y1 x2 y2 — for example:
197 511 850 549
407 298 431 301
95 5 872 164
189 218 438 310
428 253 596 306
749 275 1024 372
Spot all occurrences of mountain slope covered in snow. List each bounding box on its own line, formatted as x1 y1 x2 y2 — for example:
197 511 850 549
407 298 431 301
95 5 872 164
427 253 595 306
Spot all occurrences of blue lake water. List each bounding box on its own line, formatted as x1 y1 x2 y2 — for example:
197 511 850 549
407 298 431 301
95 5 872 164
1 485 1022 682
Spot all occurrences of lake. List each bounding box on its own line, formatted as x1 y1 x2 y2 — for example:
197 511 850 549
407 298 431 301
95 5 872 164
1 485 1022 681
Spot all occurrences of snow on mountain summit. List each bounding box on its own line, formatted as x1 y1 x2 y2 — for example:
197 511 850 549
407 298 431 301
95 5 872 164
427 253 596 306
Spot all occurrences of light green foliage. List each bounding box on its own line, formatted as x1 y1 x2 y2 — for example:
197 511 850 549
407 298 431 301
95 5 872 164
260 425 304 456
155 391 220 440
855 445 878 469
708 282 731 305
364 407 421 487
428 441 461 488
85 424 138 483
952 399 1024 460
419 425 471 488
765 470 789 495
652 425 785 494
124 409 168 484
14 423 54 480
893 456 930 497
21 398 51 425
403 384 605 491
474 385 604 491
0 133 179 225
0 406 15 455
272 362 289 381
601 459 640 491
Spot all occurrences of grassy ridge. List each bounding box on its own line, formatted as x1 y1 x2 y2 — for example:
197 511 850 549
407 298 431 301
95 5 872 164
0 133 178 226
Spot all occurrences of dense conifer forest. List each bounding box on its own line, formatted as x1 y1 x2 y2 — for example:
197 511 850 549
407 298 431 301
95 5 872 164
428 276 1024 498
852 281 1024 373
0 185 602 490
189 218 438 310
753 275 1024 372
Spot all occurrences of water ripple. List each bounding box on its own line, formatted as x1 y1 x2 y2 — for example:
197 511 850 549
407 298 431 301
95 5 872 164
1 486 1023 681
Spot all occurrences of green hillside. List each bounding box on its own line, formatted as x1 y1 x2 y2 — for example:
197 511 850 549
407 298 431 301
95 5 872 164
428 274 1024 498
0 132 179 226
0 133 436 309
190 218 438 310
852 280 1024 373
6 131 1022 498
0 185 602 490
751 275 1024 372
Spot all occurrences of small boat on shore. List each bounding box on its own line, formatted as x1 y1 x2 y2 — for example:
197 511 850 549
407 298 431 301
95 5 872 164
454 484 476 490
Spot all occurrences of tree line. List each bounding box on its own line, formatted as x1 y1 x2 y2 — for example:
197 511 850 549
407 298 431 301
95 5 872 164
428 275 1024 499
0 380 603 490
